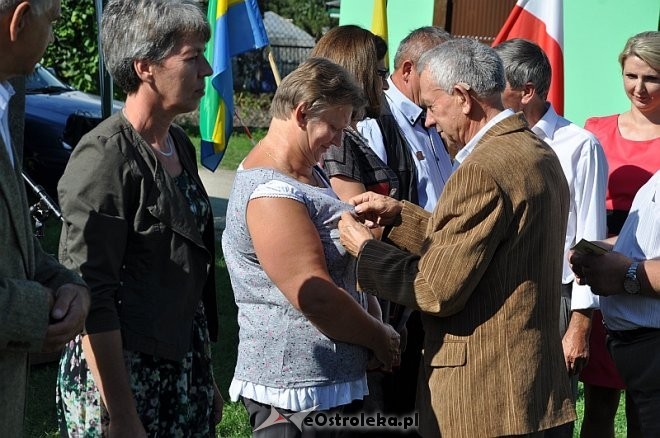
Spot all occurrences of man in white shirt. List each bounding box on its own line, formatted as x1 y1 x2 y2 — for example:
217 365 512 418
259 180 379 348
569 171 660 437
494 38 608 437
356 27 455 417
0 1 89 434
358 26 454 212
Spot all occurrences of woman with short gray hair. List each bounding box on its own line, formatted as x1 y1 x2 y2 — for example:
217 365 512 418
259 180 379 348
56 0 222 435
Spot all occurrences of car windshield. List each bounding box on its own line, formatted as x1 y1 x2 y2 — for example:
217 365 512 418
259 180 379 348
26 65 71 94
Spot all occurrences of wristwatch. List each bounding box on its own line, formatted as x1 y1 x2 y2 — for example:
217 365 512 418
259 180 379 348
623 261 641 295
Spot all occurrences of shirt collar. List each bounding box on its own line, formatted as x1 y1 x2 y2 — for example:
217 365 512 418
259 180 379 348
384 77 424 126
531 102 559 141
0 81 15 114
454 109 515 167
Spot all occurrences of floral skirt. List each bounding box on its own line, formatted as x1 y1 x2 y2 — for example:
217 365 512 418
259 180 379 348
57 304 215 437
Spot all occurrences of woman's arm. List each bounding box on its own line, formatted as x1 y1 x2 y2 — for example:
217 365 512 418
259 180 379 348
330 175 367 201
83 331 146 437
246 196 398 368
59 138 145 435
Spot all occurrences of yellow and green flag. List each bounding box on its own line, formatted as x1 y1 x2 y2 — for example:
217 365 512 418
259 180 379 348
199 0 268 171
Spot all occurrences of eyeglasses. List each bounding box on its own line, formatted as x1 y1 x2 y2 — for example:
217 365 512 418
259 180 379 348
376 69 390 80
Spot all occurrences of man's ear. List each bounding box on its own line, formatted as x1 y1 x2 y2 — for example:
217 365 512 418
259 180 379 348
454 84 472 115
8 2 31 42
400 60 414 82
520 82 536 105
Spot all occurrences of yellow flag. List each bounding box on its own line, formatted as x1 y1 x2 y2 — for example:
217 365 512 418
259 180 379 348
371 0 388 68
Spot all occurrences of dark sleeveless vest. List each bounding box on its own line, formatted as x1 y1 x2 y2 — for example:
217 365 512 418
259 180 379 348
375 98 419 204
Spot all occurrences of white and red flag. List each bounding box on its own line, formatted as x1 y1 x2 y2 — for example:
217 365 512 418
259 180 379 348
493 0 564 115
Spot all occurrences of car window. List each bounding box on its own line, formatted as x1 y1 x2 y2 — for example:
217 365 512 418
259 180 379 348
26 65 71 93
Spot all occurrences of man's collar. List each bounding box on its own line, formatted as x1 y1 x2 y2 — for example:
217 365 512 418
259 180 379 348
531 102 559 140
385 78 424 126
0 81 15 113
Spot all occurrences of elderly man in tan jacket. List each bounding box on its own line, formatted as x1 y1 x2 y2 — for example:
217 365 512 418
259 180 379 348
0 0 89 435
339 38 574 437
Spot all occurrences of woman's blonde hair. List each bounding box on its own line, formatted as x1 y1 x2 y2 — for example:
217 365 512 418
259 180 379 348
270 57 365 121
619 31 660 71
310 25 383 119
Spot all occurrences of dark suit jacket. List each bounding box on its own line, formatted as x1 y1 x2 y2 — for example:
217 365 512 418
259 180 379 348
0 129 84 435
357 113 575 437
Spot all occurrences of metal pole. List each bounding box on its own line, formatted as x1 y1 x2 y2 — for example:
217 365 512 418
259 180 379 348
95 0 113 119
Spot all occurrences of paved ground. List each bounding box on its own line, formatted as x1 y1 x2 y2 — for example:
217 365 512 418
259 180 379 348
198 167 236 232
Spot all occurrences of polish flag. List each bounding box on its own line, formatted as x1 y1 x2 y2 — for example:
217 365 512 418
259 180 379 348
493 0 564 115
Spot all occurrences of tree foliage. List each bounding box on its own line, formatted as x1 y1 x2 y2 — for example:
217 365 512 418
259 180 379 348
42 0 100 94
38 0 336 95
261 0 336 40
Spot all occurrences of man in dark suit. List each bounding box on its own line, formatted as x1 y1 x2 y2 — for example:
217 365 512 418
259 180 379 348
339 38 574 437
0 0 89 434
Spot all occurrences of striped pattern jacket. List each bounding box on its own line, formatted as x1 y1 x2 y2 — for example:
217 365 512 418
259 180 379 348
357 113 576 437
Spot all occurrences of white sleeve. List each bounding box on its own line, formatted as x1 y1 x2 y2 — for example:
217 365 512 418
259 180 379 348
571 136 608 310
356 117 387 163
250 179 305 203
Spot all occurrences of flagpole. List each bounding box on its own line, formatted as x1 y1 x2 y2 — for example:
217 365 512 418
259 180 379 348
234 109 257 147
94 0 113 119
266 46 282 87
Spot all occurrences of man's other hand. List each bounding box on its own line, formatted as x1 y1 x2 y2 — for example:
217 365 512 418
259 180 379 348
42 284 90 352
339 212 374 257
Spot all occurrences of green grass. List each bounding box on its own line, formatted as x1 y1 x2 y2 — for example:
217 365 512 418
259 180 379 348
186 129 265 170
24 137 630 437
25 221 252 437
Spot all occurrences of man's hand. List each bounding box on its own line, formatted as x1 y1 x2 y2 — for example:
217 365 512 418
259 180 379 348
42 283 90 352
339 212 374 257
349 192 403 227
569 251 631 296
562 310 592 375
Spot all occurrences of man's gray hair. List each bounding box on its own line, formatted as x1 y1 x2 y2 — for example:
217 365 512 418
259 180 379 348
101 0 210 94
0 0 55 16
393 26 452 70
418 38 505 98
494 38 551 100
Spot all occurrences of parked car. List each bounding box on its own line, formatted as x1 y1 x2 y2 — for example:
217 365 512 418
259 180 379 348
23 64 121 199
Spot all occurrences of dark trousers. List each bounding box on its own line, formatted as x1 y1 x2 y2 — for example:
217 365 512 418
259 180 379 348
543 283 577 438
607 327 660 437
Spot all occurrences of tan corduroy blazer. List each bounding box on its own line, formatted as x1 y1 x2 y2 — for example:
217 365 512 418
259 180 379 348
358 113 575 437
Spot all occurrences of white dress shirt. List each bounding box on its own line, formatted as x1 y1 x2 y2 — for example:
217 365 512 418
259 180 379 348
0 81 16 167
532 104 608 310
358 77 453 212
601 171 660 330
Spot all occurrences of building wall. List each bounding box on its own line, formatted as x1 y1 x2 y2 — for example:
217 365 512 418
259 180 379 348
340 0 660 126
564 0 659 126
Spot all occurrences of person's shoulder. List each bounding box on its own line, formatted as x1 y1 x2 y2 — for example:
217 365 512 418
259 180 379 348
74 113 129 153
584 114 618 131
555 115 602 146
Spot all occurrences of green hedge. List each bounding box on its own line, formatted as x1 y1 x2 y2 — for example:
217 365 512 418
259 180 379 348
43 0 99 94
